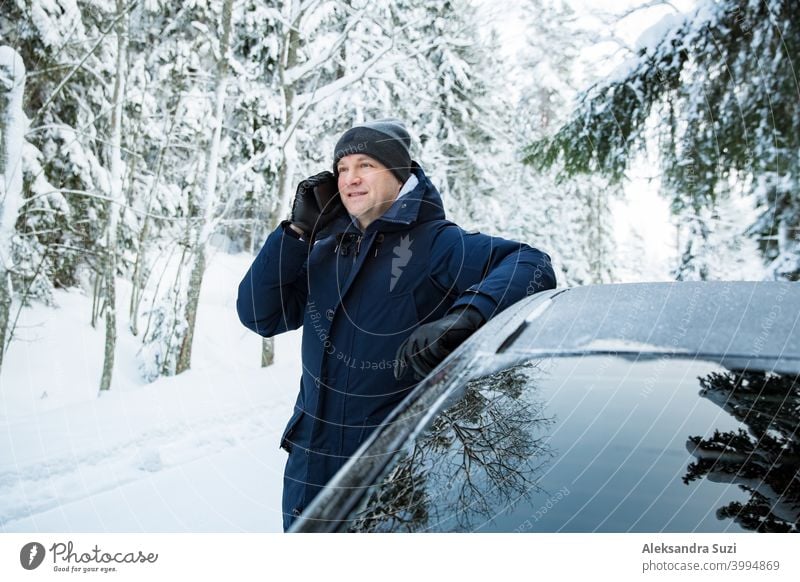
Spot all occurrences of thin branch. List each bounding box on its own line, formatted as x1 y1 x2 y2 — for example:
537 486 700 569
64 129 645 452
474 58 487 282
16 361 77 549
31 0 140 124
282 11 362 86
20 189 188 222
616 0 681 20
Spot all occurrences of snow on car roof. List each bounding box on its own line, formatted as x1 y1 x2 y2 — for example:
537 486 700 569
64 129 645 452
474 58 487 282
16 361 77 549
492 282 800 366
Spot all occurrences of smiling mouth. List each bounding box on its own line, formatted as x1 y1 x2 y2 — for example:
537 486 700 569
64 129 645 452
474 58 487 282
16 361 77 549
347 191 367 198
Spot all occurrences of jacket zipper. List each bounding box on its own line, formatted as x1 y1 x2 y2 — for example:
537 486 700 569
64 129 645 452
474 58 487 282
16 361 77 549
334 232 385 260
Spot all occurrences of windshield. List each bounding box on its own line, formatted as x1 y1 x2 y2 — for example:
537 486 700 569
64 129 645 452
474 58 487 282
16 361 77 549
340 355 800 533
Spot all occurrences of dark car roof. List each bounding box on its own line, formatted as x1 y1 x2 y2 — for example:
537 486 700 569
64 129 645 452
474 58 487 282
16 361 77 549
490 281 800 373
292 282 800 532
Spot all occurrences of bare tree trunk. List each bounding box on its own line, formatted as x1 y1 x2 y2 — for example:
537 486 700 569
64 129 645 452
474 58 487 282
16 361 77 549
99 1 128 392
176 243 204 371
99 235 117 392
258 3 302 369
0 46 26 373
128 216 148 336
175 0 234 374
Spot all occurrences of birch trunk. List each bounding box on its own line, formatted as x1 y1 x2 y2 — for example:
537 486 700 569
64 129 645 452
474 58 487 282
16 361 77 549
0 46 26 373
176 0 234 374
259 1 302 369
99 2 128 392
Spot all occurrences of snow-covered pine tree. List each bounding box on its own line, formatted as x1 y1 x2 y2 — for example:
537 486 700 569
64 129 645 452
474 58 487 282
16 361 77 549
2 1 146 389
388 0 507 230
220 0 287 368
525 0 799 281
294 0 403 165
2 0 124 304
495 0 616 285
0 46 27 372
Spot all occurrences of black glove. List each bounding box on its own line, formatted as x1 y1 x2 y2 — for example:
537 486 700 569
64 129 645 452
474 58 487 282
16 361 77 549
290 171 343 239
394 307 486 381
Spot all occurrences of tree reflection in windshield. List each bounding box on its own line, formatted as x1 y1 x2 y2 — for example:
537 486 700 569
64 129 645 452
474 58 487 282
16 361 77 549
684 369 800 532
348 362 554 532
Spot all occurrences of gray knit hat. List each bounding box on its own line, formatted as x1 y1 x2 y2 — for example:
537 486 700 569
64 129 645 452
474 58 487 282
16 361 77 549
333 119 412 183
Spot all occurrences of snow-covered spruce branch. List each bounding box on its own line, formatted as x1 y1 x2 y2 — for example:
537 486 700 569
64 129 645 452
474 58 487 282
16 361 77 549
597 0 682 25
26 123 142 158
220 42 395 193
27 61 111 94
296 0 323 21
282 0 380 84
522 47 682 180
3 246 49 355
19 189 188 222
24 87 138 193
290 41 397 128
282 16 361 86
220 5 432 197
31 0 140 124
286 7 432 138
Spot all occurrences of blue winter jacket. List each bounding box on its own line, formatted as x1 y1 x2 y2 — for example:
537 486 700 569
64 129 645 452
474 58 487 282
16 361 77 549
237 164 556 529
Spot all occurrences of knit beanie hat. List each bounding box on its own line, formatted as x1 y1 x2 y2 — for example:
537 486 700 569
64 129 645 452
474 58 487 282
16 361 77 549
333 119 412 183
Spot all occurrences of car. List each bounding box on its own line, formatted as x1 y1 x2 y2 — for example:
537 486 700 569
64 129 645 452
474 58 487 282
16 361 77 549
290 281 800 533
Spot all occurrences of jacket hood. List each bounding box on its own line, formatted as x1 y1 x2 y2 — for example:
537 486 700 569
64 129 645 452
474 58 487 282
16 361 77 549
371 162 446 231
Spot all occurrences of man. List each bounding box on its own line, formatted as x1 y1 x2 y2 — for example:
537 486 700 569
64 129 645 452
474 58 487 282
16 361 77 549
237 119 556 531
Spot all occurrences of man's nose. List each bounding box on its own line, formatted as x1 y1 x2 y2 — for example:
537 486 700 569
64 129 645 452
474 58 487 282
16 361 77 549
346 170 362 185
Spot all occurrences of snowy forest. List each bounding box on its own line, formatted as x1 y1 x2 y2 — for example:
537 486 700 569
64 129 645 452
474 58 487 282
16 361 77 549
0 0 798 532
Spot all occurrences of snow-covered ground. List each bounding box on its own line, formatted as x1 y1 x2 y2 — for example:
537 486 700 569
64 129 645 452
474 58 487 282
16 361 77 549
0 251 297 532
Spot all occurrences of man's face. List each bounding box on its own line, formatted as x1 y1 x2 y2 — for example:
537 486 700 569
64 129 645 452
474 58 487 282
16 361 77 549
336 154 403 229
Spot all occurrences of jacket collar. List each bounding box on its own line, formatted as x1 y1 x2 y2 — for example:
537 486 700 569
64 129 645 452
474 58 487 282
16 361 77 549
364 163 446 234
